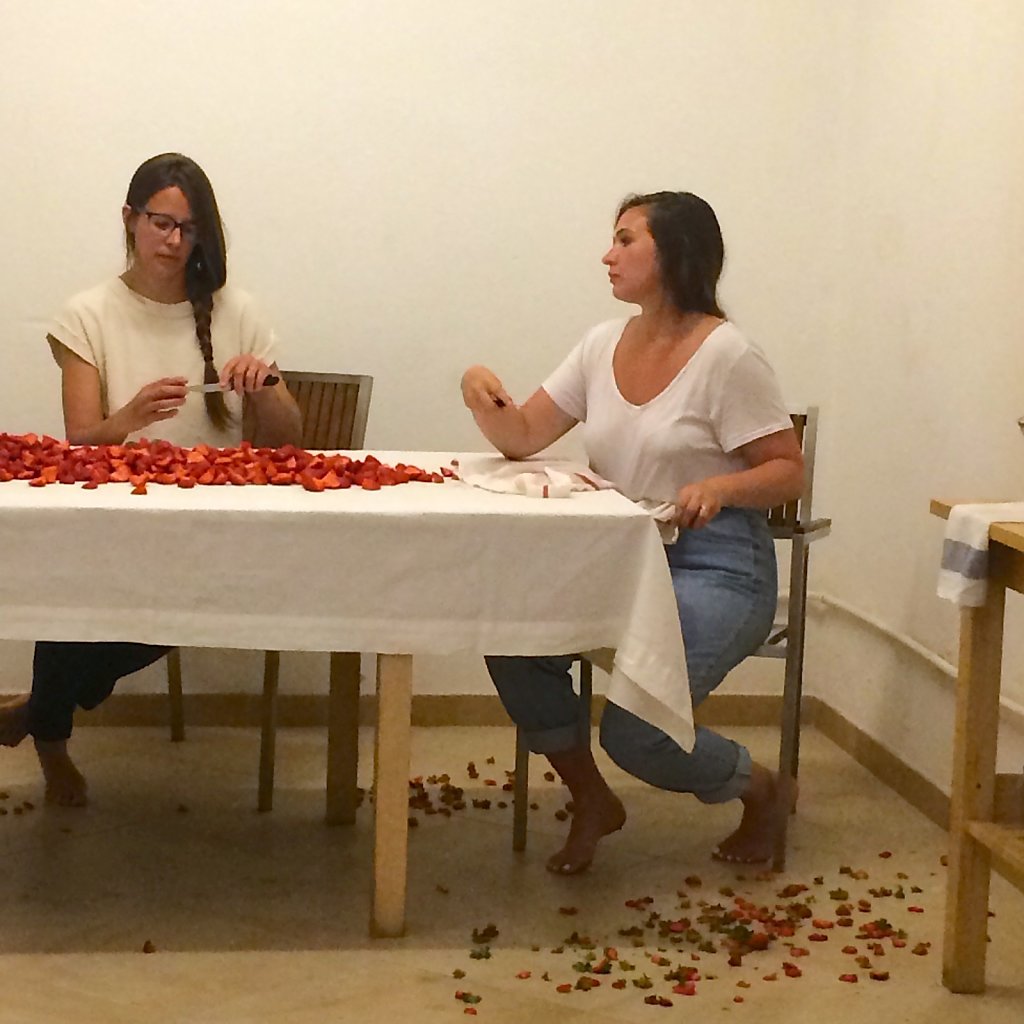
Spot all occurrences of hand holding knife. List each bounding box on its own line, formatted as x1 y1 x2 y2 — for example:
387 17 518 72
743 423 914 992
187 374 280 394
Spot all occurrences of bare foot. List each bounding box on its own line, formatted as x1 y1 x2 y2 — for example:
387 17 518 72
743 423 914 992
546 790 626 875
0 694 30 747
712 763 786 865
34 739 88 807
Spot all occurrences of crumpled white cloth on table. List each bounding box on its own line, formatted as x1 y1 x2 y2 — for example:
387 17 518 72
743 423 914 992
937 502 1024 606
453 453 680 543
453 453 615 498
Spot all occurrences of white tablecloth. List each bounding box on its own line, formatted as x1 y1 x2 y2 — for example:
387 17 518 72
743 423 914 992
0 452 693 750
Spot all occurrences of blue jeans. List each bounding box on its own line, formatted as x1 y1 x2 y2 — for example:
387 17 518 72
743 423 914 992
487 507 777 804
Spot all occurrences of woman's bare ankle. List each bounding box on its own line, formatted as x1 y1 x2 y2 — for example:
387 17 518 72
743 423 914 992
34 738 89 807
543 750 627 874
546 790 626 874
711 763 779 865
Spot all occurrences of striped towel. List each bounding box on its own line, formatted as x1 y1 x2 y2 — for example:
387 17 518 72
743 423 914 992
937 502 1024 606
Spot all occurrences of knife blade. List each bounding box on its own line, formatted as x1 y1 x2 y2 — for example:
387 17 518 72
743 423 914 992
187 374 280 393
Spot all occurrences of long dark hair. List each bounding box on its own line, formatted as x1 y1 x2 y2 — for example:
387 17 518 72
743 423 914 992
124 153 231 429
617 191 725 318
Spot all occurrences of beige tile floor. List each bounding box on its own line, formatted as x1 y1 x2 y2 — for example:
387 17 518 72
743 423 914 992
0 724 1021 1023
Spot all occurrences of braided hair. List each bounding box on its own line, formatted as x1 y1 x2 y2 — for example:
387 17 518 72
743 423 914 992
616 192 726 319
124 153 231 429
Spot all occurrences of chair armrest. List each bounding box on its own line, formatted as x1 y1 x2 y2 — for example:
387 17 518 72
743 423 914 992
769 518 831 542
794 518 832 540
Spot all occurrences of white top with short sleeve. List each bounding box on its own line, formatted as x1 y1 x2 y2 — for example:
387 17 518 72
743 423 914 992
541 318 792 505
47 278 279 447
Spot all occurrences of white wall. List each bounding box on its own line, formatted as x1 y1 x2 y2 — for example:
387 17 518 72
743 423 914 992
0 1 844 697
807 1 1024 773
0 1 842 443
1 2 1022 791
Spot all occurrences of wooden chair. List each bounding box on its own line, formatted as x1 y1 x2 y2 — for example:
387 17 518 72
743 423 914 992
510 408 831 872
166 372 374 818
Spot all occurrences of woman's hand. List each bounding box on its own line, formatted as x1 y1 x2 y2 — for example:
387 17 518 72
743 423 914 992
54 343 183 445
119 377 188 433
674 480 725 530
237 360 303 447
460 368 577 460
220 354 276 395
461 365 514 415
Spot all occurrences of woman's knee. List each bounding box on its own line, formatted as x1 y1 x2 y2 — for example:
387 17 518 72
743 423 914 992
487 655 585 741
484 655 522 691
599 707 746 798
486 654 575 692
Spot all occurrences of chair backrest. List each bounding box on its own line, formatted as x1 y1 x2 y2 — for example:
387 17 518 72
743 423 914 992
765 407 820 534
280 371 374 450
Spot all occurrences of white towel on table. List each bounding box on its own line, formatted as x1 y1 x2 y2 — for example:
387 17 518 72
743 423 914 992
937 502 1024 606
453 454 680 542
453 453 615 498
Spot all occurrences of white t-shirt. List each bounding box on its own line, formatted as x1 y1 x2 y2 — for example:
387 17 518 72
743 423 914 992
542 318 793 505
47 278 279 447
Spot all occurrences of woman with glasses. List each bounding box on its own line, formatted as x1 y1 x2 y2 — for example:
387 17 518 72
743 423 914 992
0 153 302 806
461 192 804 872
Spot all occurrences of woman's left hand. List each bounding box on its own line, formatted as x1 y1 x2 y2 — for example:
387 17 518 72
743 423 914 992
220 355 277 395
674 480 725 530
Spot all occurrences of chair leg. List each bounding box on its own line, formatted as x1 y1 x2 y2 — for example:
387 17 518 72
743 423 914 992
511 657 595 852
512 728 530 852
166 648 185 742
326 651 361 826
773 536 810 872
258 650 280 813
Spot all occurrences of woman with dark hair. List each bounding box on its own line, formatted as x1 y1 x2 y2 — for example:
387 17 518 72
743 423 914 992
0 153 302 805
461 191 804 872
57 152 300 447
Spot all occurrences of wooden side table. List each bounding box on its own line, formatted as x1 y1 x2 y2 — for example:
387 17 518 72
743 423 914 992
931 499 1024 992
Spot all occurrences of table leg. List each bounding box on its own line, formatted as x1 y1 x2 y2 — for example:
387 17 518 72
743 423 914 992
942 590 1004 993
326 652 362 826
370 653 413 938
257 650 280 813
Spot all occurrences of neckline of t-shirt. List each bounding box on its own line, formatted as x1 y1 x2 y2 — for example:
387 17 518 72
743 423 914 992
609 318 731 411
114 277 196 320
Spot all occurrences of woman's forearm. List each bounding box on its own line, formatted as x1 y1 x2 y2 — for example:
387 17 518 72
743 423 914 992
246 388 303 448
707 457 804 510
465 385 577 461
470 405 541 460
66 408 133 446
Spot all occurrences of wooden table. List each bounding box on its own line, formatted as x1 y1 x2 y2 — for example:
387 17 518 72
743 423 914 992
931 499 1024 992
0 457 692 938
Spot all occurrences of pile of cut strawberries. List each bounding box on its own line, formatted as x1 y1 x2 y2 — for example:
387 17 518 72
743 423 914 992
0 433 451 494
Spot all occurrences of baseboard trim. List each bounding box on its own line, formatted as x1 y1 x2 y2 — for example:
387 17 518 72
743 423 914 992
81 690 951 829
80 693 515 729
80 691 792 731
808 698 950 830
692 694 789 728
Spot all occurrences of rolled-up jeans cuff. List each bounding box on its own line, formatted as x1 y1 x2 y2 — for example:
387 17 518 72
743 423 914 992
695 744 751 805
522 723 586 755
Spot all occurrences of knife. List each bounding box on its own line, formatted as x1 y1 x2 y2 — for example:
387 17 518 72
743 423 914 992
187 374 280 393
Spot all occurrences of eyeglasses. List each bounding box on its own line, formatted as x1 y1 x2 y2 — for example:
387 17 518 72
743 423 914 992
137 208 197 242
